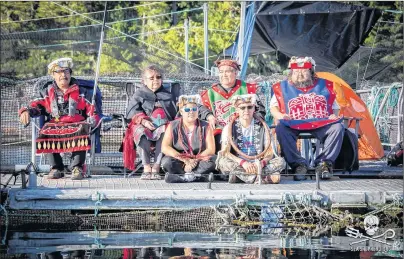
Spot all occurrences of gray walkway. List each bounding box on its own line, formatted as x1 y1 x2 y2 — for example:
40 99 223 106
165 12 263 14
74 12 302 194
32 175 401 192
6 176 402 210
2 160 403 210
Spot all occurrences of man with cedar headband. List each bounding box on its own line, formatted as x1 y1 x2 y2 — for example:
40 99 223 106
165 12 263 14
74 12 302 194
270 56 344 181
199 59 266 152
18 58 99 180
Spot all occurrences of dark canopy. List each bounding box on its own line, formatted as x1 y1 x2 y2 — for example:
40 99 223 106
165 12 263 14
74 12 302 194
234 1 382 72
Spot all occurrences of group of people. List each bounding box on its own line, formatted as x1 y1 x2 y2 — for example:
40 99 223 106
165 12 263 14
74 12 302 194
19 56 347 183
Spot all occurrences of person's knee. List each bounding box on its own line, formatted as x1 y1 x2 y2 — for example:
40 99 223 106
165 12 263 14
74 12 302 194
161 156 174 169
329 123 344 135
275 123 289 137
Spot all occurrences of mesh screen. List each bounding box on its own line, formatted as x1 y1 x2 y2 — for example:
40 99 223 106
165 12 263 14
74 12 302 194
0 75 216 167
1 2 402 167
2 201 402 233
357 82 403 148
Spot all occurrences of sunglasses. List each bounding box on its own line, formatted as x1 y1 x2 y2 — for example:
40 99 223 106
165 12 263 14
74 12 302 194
147 75 162 80
183 107 198 112
239 105 254 111
53 68 70 74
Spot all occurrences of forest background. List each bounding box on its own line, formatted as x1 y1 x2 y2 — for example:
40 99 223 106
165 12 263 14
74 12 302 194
0 1 402 81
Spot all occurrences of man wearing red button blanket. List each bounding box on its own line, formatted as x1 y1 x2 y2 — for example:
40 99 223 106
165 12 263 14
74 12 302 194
18 58 99 180
270 56 343 181
199 59 266 152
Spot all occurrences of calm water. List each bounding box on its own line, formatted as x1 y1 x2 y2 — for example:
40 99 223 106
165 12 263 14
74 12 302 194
1 230 403 258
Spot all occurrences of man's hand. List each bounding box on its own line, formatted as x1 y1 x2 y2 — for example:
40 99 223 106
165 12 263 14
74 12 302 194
19 111 30 126
86 116 97 128
207 115 216 129
281 114 291 120
328 114 338 120
242 161 257 174
142 120 156 131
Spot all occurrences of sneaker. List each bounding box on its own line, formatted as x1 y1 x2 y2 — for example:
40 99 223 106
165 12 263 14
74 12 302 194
48 168 64 179
315 161 333 179
164 173 185 183
228 173 238 183
71 166 84 180
293 163 307 181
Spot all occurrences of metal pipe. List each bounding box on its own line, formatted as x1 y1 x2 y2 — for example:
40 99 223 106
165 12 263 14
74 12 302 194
397 85 403 142
28 119 37 188
203 3 209 74
316 171 321 190
91 2 108 107
238 1 246 69
184 18 189 87
355 85 402 94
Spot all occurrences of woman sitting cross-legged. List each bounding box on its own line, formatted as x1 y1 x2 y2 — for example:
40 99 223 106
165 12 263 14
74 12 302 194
161 95 217 183
216 94 286 184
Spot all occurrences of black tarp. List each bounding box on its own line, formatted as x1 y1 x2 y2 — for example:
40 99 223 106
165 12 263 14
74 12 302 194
233 1 382 72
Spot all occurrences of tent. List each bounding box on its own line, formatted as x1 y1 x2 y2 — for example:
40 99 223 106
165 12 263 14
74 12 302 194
231 1 382 79
317 72 384 160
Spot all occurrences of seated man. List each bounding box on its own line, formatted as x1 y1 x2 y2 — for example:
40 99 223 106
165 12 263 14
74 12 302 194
199 59 266 153
270 56 344 181
161 95 216 183
18 58 99 180
216 94 286 184
123 65 177 180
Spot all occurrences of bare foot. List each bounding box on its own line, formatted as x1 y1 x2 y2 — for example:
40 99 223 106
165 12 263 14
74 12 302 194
151 164 161 174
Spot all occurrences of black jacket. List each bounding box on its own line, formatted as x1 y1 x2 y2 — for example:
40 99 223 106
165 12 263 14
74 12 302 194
126 85 178 121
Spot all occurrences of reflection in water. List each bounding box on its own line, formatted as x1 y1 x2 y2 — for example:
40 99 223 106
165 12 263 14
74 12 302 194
3 247 403 259
0 192 402 258
1 227 402 258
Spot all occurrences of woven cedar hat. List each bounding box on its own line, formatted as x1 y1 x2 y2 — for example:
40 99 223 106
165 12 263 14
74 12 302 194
178 95 202 108
288 56 316 70
231 94 258 108
214 59 241 71
47 57 73 74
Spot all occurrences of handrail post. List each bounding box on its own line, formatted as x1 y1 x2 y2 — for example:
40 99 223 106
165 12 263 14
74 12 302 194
28 119 37 188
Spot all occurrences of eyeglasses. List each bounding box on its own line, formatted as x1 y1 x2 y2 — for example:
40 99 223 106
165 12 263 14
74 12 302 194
53 68 70 74
147 75 162 80
239 105 254 111
219 70 235 74
183 107 198 112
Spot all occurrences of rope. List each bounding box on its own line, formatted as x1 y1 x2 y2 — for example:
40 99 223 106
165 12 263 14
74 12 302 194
92 225 104 248
107 7 202 25
0 188 10 245
361 12 383 85
2 8 201 36
22 27 183 50
52 2 212 74
93 191 104 217
0 204 8 245
0 2 161 24
366 83 401 144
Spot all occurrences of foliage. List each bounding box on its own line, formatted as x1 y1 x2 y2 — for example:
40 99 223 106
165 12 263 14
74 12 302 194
0 1 240 79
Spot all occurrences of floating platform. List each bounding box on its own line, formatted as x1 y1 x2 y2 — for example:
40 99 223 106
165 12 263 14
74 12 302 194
2 161 403 210
4 177 402 210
